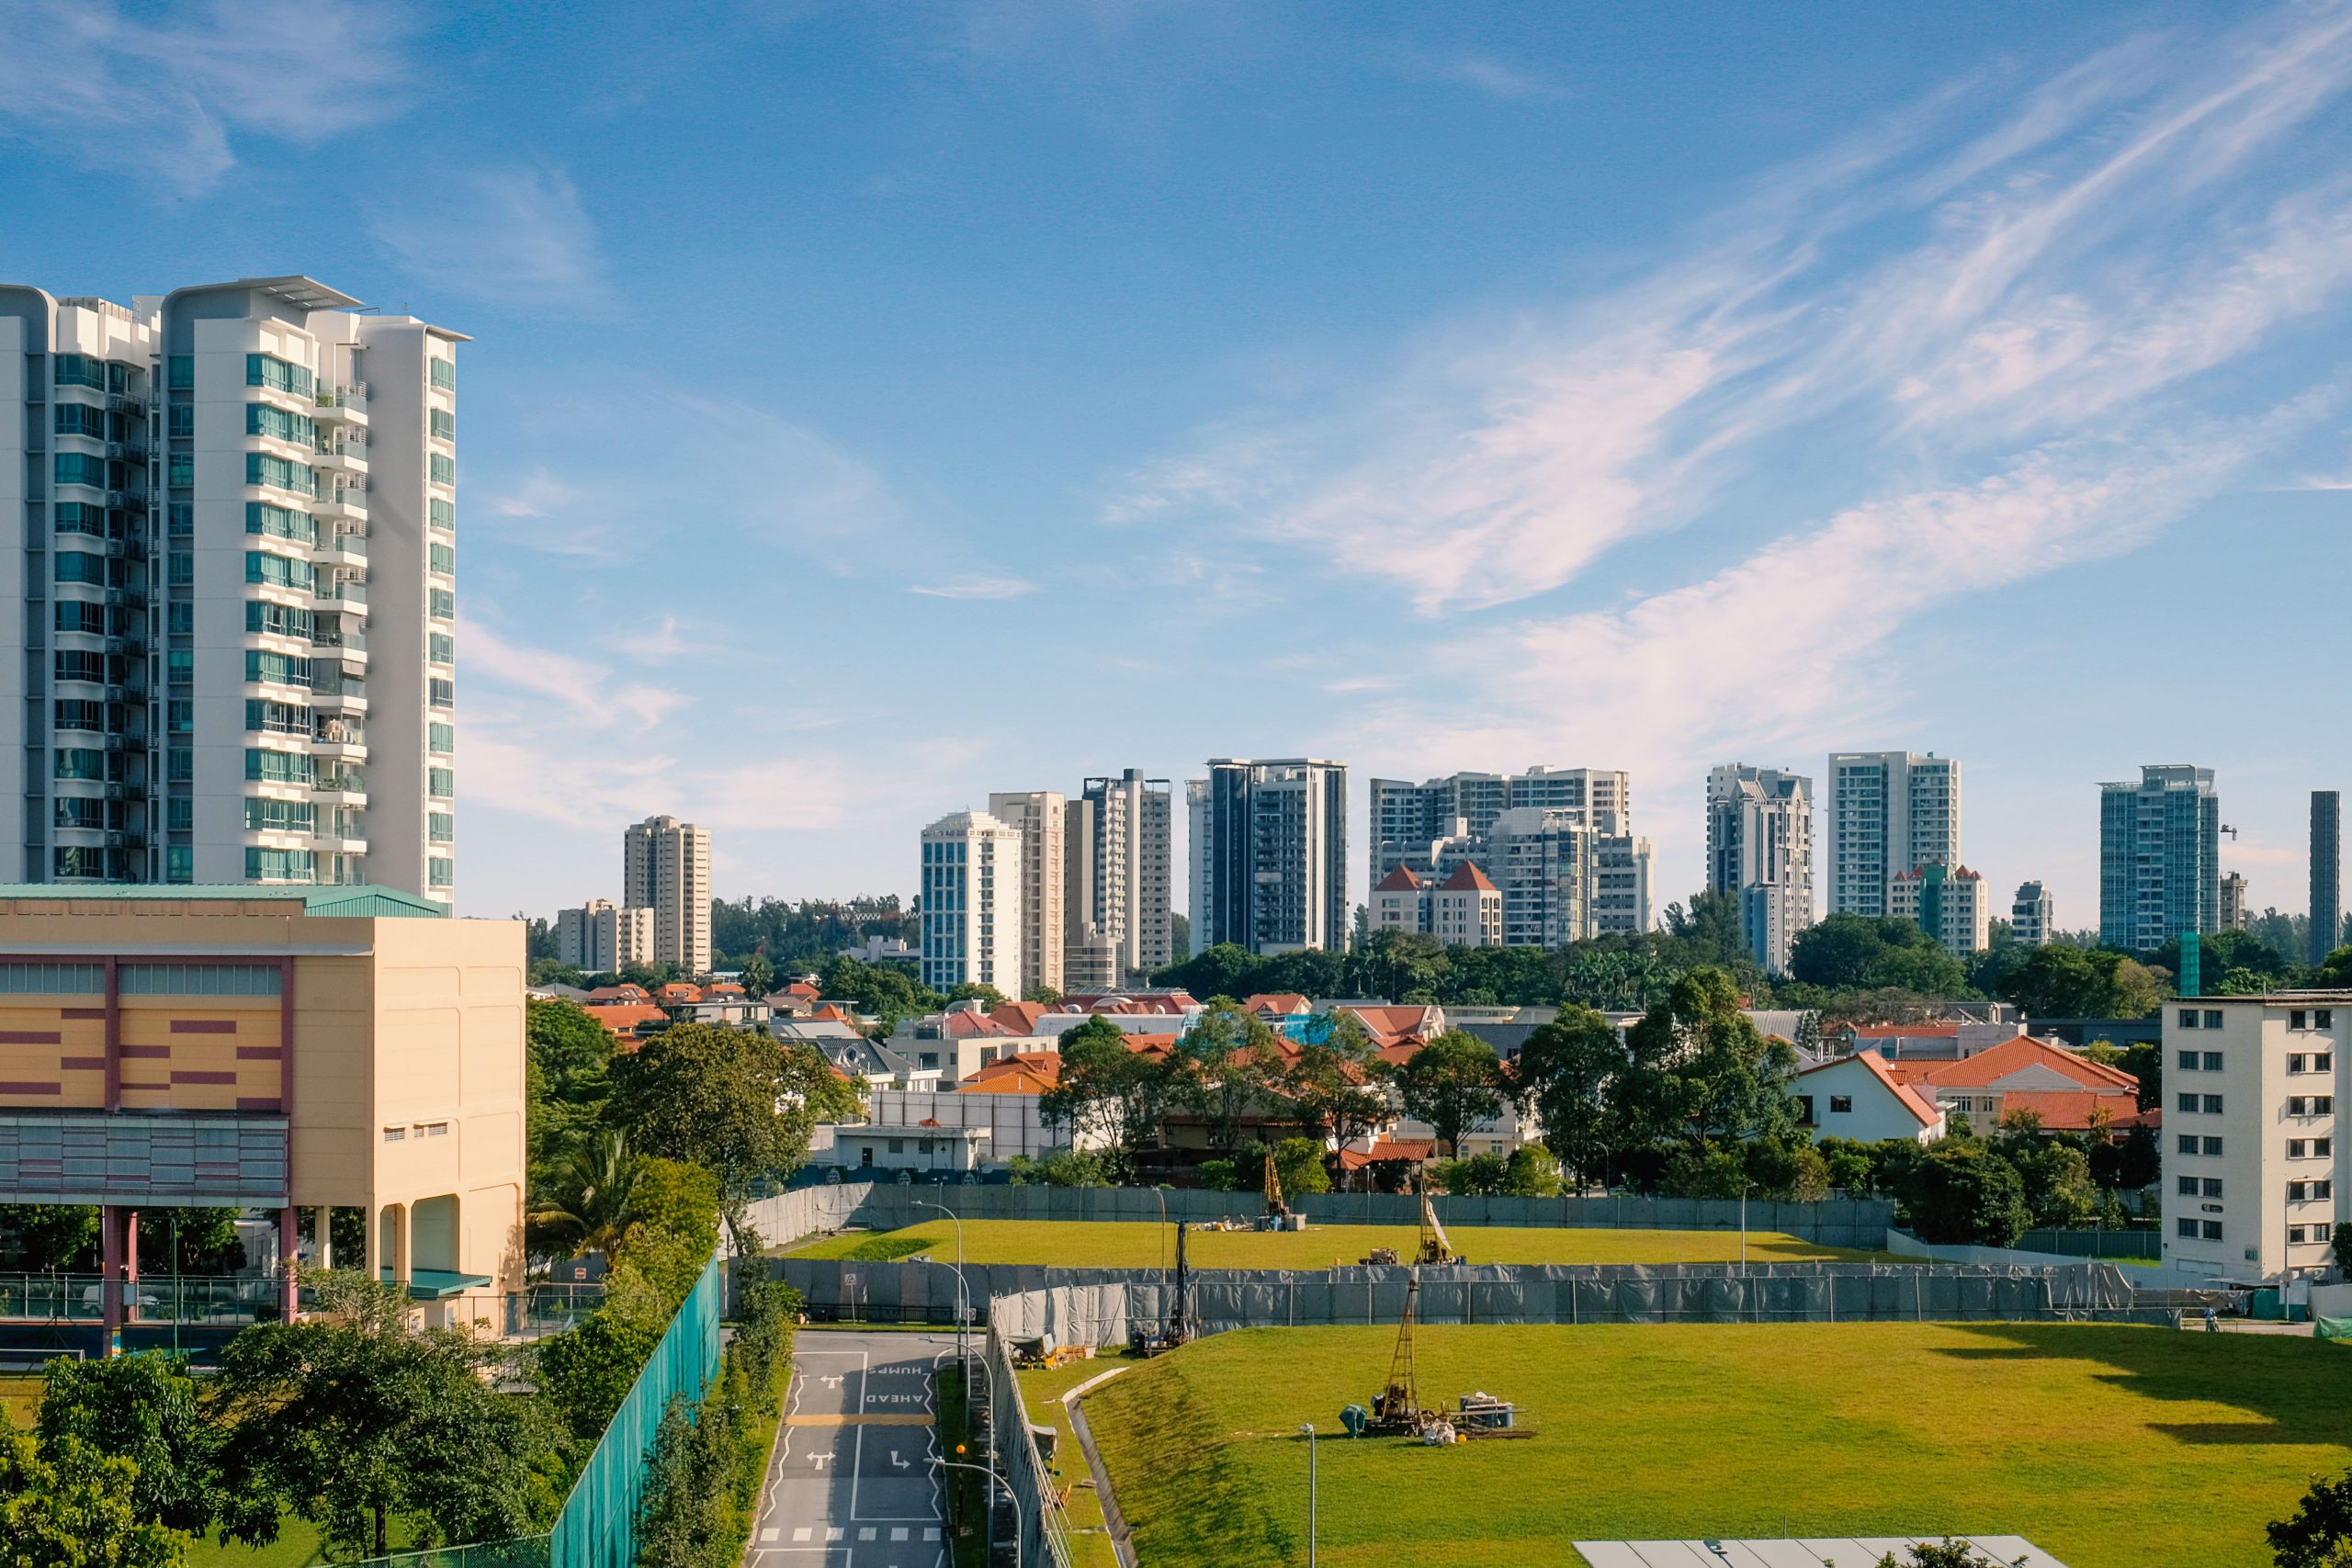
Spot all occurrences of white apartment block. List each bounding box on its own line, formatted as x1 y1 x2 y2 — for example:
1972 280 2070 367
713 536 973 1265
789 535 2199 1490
920 809 1023 993
1589 833 1654 937
2010 881 2053 946
1081 770 1173 977
555 897 653 973
987 790 1067 998
1184 778 1210 956
1887 861 1991 957
1196 758 1349 954
1705 763 1814 974
624 814 711 976
1489 808 1586 949
1370 862 1502 946
1369 764 1629 888
0 277 461 897
2160 994 2346 1280
1826 752 1960 918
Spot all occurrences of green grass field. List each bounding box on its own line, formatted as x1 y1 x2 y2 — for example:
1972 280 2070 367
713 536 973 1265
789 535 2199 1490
784 1219 1879 1269
1078 1321 2352 1568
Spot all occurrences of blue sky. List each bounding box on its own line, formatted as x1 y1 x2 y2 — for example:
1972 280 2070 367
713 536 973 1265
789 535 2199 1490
4 0 2350 931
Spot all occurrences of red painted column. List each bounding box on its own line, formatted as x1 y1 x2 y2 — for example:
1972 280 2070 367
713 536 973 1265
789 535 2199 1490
278 1206 298 1322
122 1210 139 1325
98 1206 120 1348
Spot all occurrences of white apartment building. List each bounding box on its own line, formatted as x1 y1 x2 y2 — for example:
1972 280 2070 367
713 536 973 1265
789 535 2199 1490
1589 833 1654 937
1195 758 1350 954
0 277 461 898
2011 881 2053 946
1369 764 1629 888
1887 861 1991 957
1705 763 1814 974
1826 752 1960 918
919 809 1023 993
1184 778 1210 956
1369 862 1502 946
1081 770 1173 977
2099 764 2221 953
623 815 711 975
987 790 1067 998
2160 993 2346 1280
556 897 652 974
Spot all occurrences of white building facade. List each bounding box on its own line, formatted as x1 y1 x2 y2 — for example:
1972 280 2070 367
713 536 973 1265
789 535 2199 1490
1082 769 1173 978
1705 763 1814 974
556 897 652 974
920 809 1023 993
1888 862 1991 957
0 276 460 898
2011 881 2053 946
623 814 712 976
2160 993 2345 1280
1369 764 1629 888
987 790 1067 998
1826 751 1961 919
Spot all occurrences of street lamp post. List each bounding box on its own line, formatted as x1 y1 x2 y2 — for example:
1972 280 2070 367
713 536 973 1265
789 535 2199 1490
936 1453 1018 1568
913 1199 968 1382
1299 1423 1317 1568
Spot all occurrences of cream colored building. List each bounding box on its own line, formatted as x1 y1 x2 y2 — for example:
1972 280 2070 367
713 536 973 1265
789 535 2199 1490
987 791 1066 998
555 897 652 974
1888 860 1992 956
623 815 711 976
919 810 1023 994
0 884 525 1337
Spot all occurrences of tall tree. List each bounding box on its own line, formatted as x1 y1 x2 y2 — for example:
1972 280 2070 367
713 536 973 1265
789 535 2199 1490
526 1129 643 1263
1172 1001 1287 1154
1039 1017 1177 1182
0 1427 187 1568
1280 1011 1393 1147
1662 889 1752 970
1396 1031 1506 1157
1512 1005 1629 1189
1787 913 1969 996
38 1352 214 1535
1622 967 1802 1147
0 1202 98 1271
209 1273 553 1558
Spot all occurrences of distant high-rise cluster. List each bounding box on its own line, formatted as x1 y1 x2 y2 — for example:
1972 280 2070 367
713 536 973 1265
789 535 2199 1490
1826 752 1961 919
1705 764 1814 974
2098 765 2220 953
553 814 711 976
924 770 1172 993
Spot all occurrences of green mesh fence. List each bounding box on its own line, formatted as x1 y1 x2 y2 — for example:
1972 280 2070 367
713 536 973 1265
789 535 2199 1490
550 1254 725 1568
339 1542 552 1568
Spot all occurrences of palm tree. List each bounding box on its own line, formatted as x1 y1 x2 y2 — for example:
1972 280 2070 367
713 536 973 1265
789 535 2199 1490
526 1130 640 1262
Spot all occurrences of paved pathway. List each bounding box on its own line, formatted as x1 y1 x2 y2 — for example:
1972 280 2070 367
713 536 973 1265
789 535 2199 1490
746 1330 957 1568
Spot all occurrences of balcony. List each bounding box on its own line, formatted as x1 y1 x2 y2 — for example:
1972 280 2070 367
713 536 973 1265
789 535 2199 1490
313 481 368 521
314 574 367 609
312 383 368 423
313 772 368 805
312 440 368 475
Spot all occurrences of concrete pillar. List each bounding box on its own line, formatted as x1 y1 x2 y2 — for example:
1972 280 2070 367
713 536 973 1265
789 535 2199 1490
278 1208 298 1322
364 1201 380 1280
98 1207 120 1348
389 1203 410 1285
122 1210 139 1326
314 1206 334 1270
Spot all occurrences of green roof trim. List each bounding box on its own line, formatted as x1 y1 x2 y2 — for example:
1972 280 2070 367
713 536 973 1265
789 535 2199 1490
0 884 448 918
383 1269 495 1301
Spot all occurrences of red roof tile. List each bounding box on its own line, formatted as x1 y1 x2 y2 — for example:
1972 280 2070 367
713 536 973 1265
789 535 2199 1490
1374 865 1424 892
1440 861 1498 892
1914 1035 2139 1092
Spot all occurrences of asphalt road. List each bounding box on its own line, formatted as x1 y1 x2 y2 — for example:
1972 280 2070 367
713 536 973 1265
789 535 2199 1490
747 1330 958 1568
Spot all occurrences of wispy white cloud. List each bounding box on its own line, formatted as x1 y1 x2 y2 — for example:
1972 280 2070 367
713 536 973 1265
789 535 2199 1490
910 574 1039 601
0 0 410 190
368 165 611 310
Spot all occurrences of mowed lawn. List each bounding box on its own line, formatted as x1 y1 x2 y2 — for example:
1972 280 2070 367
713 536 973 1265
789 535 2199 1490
1080 1321 2352 1568
783 1219 1878 1269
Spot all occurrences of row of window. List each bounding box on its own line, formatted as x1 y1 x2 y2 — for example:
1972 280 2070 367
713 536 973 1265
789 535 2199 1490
430 358 456 391
430 408 456 441
431 498 455 531
430 543 455 575
429 454 456 486
430 812 453 844
2289 1096 2337 1116
2291 1053 2335 1074
55 601 121 636
248 452 315 496
429 679 454 710
429 857 453 888
430 767 453 800
246 502 317 545
54 502 111 537
246 748 314 785
2177 1094 2225 1114
246 847 314 882
430 633 454 665
246 650 311 687
2290 1179 2336 1202
53 650 119 685
2177 1007 2335 1030
429 722 453 756
2290 1138 2335 1158
246 699 307 735
2178 1051 2223 1071
53 551 112 587
54 403 108 439
2177 1219 2225 1241
55 452 119 490
247 550 313 592
246 797 317 833
429 588 455 620
55 355 127 393
248 401 316 446
248 354 314 399
52 699 118 733
2179 1134 2224 1156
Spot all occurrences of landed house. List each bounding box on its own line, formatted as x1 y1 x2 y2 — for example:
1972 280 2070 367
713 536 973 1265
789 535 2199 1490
831 1122 990 1176
1881 1035 2145 1136
811 1035 941 1095
585 1005 668 1050
1793 1052 1947 1145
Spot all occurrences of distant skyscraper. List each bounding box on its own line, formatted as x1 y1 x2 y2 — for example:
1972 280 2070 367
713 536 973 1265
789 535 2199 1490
2220 872 2248 932
2098 765 2220 953
623 815 712 975
2315 791 2342 964
1369 765 1628 888
556 898 652 974
987 791 1067 998
1195 758 1350 954
1889 862 1990 956
919 809 1023 993
1081 770 1173 979
1826 752 1961 918
2010 881 2053 947
1706 764 1814 974
1184 779 1211 953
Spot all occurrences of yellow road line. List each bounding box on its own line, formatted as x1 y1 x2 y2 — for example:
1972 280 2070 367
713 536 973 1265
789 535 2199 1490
785 1414 934 1427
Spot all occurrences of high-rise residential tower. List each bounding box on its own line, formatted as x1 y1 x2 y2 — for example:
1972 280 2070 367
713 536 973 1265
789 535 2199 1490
2011 881 2053 946
1080 770 1173 978
1888 862 1990 956
1826 752 1960 918
2221 872 2249 932
623 815 711 975
919 809 1023 993
0 277 462 899
555 898 652 974
2315 792 2343 965
2098 765 2221 953
1195 758 1349 954
1369 765 1629 887
1705 763 1815 973
987 791 1067 998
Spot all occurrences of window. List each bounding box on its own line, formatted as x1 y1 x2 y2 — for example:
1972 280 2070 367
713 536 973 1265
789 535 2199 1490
2293 1054 2310 1074
429 453 456 486
246 354 314 398
2322 1138 2336 1157
2178 1009 2199 1029
245 699 308 735
429 678 454 710
2321 1179 2336 1201
2321 1054 2337 1074
2179 1134 2200 1156
2177 1217 2199 1238
2177 1175 2199 1196
1829 1095 1853 1114
169 603 194 636
2294 1010 2310 1031
52 355 106 390
2291 1180 2312 1202
246 601 313 640
244 748 314 785
2203 1136 2223 1156
2321 1096 2337 1115
167 749 191 783
52 551 107 586
246 502 315 544
383 1126 406 1144
53 649 107 684
167 798 190 832
244 797 316 833
429 633 454 665
166 699 192 735
429 357 456 390
167 552 193 588
429 812 453 844
2202 1221 2224 1241
53 403 107 438
429 408 456 441
2179 1050 2199 1070
167 355 193 390
1795 1095 1815 1123
428 722 453 755
2322 1010 2336 1029
2291 1139 2310 1158
53 452 107 490
53 502 105 539
428 767 453 799
2290 1097 2311 1115
53 846 107 879
2203 1094 2223 1114
164 845 191 883
2178 1093 2199 1114
244 650 311 687
428 588 455 621
244 846 316 882
52 700 106 733
2291 1225 2311 1246
428 858 453 889
2204 1010 2224 1028
167 452 193 489
245 551 312 591
245 452 314 496
429 543 455 575
54 749 105 782
422 1122 449 1137
53 797 106 831
53 601 101 635
246 402 316 446
2203 1052 2222 1071
429 497 454 531
2200 1177 2223 1198
887 1138 904 1155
